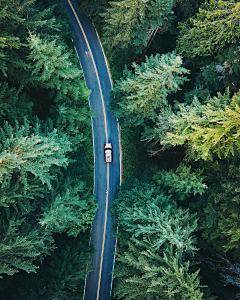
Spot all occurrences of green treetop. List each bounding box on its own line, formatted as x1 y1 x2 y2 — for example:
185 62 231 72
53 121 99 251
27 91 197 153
177 0 240 57
0 119 71 200
40 181 97 237
111 180 213 299
111 52 189 127
162 90 240 160
28 34 81 93
0 214 54 277
102 0 174 53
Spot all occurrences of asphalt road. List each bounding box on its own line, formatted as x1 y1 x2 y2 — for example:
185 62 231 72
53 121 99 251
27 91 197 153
63 1 121 300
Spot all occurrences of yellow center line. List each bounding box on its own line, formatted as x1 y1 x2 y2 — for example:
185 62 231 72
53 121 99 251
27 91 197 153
67 0 108 143
66 1 110 299
97 163 109 298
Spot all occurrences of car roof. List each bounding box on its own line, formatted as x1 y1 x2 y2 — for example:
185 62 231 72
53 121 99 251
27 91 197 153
105 143 112 148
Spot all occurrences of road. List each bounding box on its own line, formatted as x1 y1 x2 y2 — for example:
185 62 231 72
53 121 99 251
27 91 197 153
63 1 121 300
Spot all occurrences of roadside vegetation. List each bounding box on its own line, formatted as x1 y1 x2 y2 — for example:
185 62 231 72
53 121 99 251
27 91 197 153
0 0 96 298
79 0 240 299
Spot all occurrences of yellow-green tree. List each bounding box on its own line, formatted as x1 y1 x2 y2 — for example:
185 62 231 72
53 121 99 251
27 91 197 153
163 90 240 160
177 0 240 57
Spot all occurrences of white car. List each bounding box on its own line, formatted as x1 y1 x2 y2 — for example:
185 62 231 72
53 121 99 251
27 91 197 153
104 143 113 163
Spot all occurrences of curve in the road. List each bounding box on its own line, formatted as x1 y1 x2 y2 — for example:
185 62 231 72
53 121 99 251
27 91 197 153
64 1 121 300
66 0 108 143
65 1 110 298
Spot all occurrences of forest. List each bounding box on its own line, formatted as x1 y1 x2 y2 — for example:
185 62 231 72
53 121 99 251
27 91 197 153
1 0 240 299
79 0 240 299
0 0 97 299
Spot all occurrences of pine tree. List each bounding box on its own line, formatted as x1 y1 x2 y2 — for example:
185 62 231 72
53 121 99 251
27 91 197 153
162 90 240 160
0 237 93 300
0 0 60 83
177 0 240 57
0 214 54 277
111 180 213 299
0 119 71 190
102 0 174 53
41 239 93 300
40 181 97 237
28 34 81 92
191 156 240 254
154 163 208 201
0 82 33 126
111 52 189 127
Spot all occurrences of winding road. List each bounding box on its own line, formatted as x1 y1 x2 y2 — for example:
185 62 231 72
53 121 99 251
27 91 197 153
63 1 121 299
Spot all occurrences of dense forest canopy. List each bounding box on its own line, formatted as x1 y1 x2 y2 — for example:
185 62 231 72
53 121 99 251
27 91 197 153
0 0 96 298
80 0 240 298
1 0 240 299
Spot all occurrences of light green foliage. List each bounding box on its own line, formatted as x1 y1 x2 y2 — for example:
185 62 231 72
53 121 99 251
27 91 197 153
28 34 82 95
116 201 198 253
102 0 174 52
111 52 189 126
40 181 97 237
28 34 91 145
177 0 240 57
114 244 206 300
163 90 240 160
111 181 213 299
0 119 71 190
154 163 208 200
0 215 54 277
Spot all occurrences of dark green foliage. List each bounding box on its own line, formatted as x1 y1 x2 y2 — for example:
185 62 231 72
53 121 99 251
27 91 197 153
190 156 240 255
111 52 189 128
111 180 213 299
0 213 54 277
0 83 33 126
0 0 95 298
101 0 175 54
154 163 208 201
38 239 92 300
100 0 240 298
0 236 93 300
192 46 240 97
40 181 97 237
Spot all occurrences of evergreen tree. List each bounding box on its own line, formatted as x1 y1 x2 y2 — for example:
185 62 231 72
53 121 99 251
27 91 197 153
161 90 240 160
191 156 240 254
0 119 71 191
0 213 54 277
0 1 94 299
0 0 60 84
177 0 240 57
40 181 97 237
111 52 189 127
102 0 175 53
0 83 33 126
114 244 208 300
0 236 93 300
40 239 93 300
154 163 208 201
28 34 81 94
111 180 213 299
